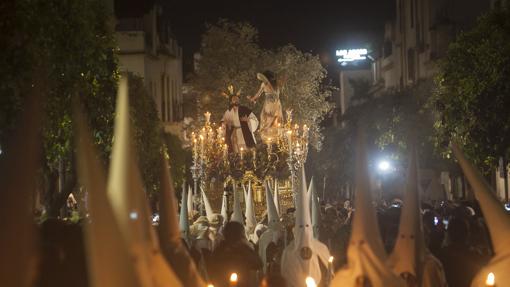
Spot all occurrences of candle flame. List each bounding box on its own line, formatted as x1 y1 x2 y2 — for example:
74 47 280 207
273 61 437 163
328 256 334 263
207 284 214 287
230 273 238 283
486 272 495 286
305 276 317 287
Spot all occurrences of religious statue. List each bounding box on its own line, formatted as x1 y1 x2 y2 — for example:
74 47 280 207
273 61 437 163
248 71 284 144
221 85 259 153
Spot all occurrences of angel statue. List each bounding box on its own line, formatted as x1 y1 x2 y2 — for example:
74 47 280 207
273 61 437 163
221 85 259 154
247 71 284 144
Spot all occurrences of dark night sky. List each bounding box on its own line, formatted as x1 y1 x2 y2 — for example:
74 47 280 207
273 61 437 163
165 0 395 70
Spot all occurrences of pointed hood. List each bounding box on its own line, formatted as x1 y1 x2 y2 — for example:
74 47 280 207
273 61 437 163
331 128 404 287
231 182 245 225
179 183 190 241
221 189 229 223
274 179 281 216
0 91 42 287
280 167 331 287
388 144 426 279
265 181 281 228
74 108 141 287
245 181 257 233
200 187 214 222
187 186 194 220
159 156 206 287
107 76 181 287
451 143 510 287
159 155 181 245
308 177 321 240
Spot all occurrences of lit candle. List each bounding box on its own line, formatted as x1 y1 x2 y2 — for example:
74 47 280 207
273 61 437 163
486 272 495 286
240 147 244 161
327 256 334 284
207 284 214 287
229 273 238 287
305 276 317 287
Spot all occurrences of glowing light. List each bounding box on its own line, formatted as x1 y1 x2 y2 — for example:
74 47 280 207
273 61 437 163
229 273 238 283
305 276 317 287
129 211 138 220
486 272 495 286
336 49 368 64
378 160 391 172
207 284 215 287
328 256 334 263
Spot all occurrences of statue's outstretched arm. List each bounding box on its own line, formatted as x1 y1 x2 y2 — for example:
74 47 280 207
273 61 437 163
248 83 264 103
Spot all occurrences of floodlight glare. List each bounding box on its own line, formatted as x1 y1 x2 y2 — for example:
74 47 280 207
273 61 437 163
378 160 391 172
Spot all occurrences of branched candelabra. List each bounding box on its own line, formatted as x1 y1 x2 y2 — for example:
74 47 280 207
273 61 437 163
189 110 309 206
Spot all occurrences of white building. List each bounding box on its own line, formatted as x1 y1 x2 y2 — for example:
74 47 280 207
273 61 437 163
115 4 183 130
369 0 501 200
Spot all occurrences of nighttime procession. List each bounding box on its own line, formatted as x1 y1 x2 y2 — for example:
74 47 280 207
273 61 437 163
1 0 510 286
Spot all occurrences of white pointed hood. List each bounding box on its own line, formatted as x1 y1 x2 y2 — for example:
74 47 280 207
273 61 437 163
200 187 214 222
74 109 141 287
274 179 281 216
258 181 285 273
451 143 510 287
107 76 182 287
331 129 404 287
221 189 229 223
388 145 425 279
281 167 330 287
245 181 257 234
265 181 281 229
308 177 321 239
159 156 206 287
0 92 41 287
179 184 190 241
187 186 194 220
231 182 245 225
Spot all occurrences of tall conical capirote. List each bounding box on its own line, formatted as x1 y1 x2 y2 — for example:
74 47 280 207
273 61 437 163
74 106 141 287
107 76 182 287
0 89 42 287
388 144 426 280
231 181 245 225
308 177 321 239
451 143 510 287
159 155 206 287
280 167 330 287
200 187 215 222
331 128 405 287
245 180 257 233
221 188 229 223
179 183 190 242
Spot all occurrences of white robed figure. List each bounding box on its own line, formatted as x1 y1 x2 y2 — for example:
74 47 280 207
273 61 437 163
248 71 284 144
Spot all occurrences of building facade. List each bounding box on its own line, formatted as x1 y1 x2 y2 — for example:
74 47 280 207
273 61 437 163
115 4 183 130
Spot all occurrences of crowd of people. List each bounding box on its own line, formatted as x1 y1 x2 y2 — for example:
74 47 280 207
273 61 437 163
175 196 494 287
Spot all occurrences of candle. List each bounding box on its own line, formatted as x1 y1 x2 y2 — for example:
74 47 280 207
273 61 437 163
305 276 317 287
240 147 244 161
207 284 214 287
486 272 495 286
229 273 238 287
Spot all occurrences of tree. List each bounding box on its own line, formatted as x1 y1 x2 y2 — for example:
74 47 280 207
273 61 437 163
431 7 510 172
190 20 333 148
0 0 119 217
